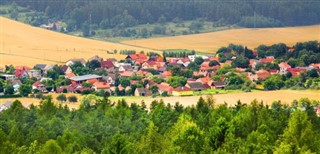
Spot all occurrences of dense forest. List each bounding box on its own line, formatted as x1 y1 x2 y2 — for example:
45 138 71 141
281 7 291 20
1 96 320 153
2 0 320 31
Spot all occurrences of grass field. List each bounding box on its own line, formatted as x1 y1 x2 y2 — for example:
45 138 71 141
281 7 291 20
1 90 319 109
122 25 320 53
0 17 159 67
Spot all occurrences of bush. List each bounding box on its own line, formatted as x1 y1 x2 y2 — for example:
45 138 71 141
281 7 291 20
56 94 67 102
68 95 78 103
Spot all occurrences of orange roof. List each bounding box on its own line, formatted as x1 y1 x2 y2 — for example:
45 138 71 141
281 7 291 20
278 62 291 68
66 73 76 79
129 54 148 60
119 71 134 77
162 71 172 77
260 57 275 63
93 81 110 89
197 77 211 84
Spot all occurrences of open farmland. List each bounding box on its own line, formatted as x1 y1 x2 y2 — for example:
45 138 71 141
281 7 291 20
122 25 320 53
0 17 158 67
109 90 320 108
1 90 319 109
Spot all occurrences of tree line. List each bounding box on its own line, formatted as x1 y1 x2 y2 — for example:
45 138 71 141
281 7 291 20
3 0 319 32
0 96 320 153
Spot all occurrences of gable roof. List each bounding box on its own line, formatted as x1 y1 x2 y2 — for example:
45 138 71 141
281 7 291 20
34 64 47 70
278 62 291 68
187 82 205 90
127 54 148 60
93 81 110 89
101 60 115 68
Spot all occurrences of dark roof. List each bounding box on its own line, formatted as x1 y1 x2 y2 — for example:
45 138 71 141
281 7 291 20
187 82 204 90
212 81 226 87
34 64 47 70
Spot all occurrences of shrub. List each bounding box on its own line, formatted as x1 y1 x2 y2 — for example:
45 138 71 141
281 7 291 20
68 95 78 103
56 94 67 102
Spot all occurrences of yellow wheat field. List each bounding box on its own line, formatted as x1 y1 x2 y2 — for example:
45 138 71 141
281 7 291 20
122 25 320 53
1 90 319 109
0 17 158 67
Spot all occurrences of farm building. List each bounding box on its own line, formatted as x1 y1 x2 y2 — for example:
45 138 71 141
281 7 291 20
69 74 102 84
172 86 193 96
135 88 152 96
186 82 205 91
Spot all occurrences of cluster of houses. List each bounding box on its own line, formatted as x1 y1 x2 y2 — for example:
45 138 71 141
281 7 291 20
1 52 320 97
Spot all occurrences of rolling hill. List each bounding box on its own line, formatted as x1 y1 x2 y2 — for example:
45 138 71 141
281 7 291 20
0 17 158 67
122 25 320 53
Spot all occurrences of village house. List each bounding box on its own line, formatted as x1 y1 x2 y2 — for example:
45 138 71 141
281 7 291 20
9 80 22 92
278 62 291 75
88 55 103 62
172 86 193 96
149 55 163 62
101 60 115 69
61 65 73 74
15 69 29 78
210 81 227 89
119 71 134 78
0 74 15 81
27 69 42 79
126 54 148 64
157 82 173 95
101 74 116 85
186 82 205 91
135 88 152 96
69 74 102 84
92 81 110 92
66 58 86 66
141 61 167 72
32 81 48 93
34 64 47 70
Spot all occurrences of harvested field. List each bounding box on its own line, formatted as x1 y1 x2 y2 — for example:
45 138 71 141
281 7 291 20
122 25 320 53
0 17 158 67
1 90 319 109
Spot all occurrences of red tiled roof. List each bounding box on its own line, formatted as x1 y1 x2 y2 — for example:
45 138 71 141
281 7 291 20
119 71 134 77
32 81 41 87
128 54 148 60
260 57 275 63
15 69 25 77
101 60 114 68
93 81 110 89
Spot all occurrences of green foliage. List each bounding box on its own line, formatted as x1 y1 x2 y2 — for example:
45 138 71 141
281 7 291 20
167 76 187 88
19 84 32 97
5 85 14 95
263 74 285 90
0 94 320 153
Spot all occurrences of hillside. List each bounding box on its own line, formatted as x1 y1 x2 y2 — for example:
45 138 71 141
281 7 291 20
0 17 157 67
122 25 320 53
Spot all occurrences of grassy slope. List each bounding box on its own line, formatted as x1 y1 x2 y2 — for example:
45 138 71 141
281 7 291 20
0 17 159 67
121 25 320 53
